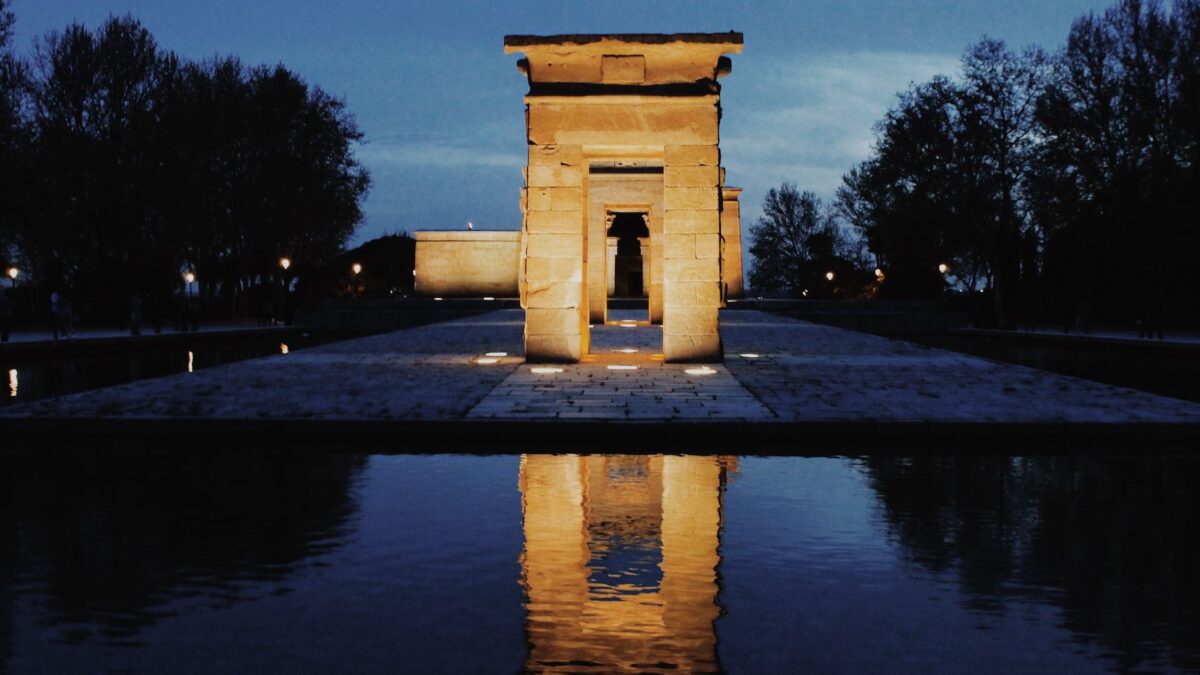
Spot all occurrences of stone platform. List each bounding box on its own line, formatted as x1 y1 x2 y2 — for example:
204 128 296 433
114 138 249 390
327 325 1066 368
4 309 1199 450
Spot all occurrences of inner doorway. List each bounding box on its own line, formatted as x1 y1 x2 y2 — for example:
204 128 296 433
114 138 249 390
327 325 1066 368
607 213 649 300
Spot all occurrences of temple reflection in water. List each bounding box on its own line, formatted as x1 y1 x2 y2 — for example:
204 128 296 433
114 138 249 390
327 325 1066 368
519 455 735 673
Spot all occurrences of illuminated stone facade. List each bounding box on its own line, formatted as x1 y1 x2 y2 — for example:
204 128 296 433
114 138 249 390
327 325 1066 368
506 33 744 362
413 231 521 297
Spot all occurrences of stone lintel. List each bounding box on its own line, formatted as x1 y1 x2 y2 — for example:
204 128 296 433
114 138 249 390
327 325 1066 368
506 33 742 87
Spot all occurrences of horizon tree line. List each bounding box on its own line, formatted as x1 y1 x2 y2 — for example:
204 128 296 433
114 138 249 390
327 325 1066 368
752 0 1199 329
0 3 370 323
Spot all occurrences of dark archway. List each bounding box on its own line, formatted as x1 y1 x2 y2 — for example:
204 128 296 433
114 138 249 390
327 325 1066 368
607 213 649 299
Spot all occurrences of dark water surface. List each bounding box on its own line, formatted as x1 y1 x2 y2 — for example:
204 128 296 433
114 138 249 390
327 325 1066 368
1 334 332 407
1 451 1197 673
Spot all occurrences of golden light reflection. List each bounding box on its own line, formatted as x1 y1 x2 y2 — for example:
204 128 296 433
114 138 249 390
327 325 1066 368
520 455 734 673
186 351 194 373
8 369 16 398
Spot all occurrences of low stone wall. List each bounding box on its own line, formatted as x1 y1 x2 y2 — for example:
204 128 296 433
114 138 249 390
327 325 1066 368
414 231 521 297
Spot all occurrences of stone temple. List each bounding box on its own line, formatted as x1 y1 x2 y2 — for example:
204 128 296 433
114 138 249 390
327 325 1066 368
415 33 744 363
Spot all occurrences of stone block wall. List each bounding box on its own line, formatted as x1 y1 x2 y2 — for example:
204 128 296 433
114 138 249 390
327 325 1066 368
413 231 521 297
662 144 723 362
521 143 588 362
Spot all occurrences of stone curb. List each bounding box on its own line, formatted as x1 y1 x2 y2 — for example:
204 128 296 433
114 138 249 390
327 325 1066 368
3 417 1197 453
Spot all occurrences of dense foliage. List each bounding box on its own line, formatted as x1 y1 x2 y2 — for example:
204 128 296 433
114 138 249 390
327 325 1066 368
835 0 1199 326
0 7 370 321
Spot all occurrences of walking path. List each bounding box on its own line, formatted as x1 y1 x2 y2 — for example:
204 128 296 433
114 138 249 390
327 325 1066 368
3 309 1198 447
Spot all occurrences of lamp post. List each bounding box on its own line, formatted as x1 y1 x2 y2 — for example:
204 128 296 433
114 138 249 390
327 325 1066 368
279 257 292 326
181 271 196 332
351 262 363 299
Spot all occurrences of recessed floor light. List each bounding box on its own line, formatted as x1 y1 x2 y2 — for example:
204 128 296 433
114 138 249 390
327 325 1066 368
740 353 761 359
476 357 499 364
607 365 638 370
686 366 717 376
530 367 563 374
617 348 638 354
485 352 507 357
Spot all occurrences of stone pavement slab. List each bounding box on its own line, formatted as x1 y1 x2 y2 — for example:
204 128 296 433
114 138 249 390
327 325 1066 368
721 311 1200 423
468 360 772 420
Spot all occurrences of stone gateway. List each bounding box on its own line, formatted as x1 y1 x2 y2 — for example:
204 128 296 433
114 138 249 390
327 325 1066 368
507 33 744 363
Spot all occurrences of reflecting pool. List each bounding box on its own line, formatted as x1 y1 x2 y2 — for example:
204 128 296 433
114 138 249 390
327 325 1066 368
1 451 1197 673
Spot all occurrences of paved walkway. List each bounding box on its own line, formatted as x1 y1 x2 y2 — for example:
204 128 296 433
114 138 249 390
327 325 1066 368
3 309 1199 436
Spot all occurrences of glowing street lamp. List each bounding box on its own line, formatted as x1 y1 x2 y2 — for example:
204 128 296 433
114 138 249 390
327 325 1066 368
825 271 835 282
279 257 291 271
351 262 362 276
874 268 885 280
5 266 17 287
938 262 949 274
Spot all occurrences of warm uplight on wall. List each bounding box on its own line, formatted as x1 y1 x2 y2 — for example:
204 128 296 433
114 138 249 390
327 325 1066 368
351 262 363 275
685 366 717 376
8 369 17 398
825 271 835 281
530 367 563 374
280 343 289 355
938 263 949 274
186 351 194 373
485 352 508 357
607 364 638 370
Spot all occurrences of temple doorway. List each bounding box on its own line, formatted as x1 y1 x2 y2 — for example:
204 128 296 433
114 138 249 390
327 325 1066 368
606 212 649 300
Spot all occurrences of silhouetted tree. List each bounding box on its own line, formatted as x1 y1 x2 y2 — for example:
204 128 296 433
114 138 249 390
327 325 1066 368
749 183 852 295
2 12 370 324
0 0 30 263
1034 0 1197 328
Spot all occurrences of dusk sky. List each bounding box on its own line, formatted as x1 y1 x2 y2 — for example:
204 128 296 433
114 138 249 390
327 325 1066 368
10 0 1113 246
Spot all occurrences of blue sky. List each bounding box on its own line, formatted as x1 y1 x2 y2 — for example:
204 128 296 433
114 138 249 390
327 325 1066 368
10 0 1113 245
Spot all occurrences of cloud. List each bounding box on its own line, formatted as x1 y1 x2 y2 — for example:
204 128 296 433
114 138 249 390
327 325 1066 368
723 51 960 199
357 142 524 169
